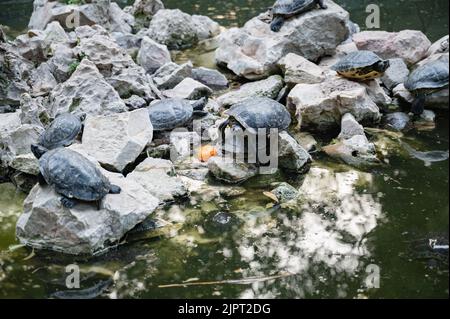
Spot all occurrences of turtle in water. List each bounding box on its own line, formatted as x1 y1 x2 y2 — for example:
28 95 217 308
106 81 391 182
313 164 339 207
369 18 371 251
405 60 449 116
399 140 449 167
219 97 291 153
31 145 121 209
38 113 85 150
331 51 390 81
147 97 208 131
203 211 241 235
270 0 327 32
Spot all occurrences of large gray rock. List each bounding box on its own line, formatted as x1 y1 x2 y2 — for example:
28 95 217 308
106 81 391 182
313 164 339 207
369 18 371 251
127 157 188 202
137 36 171 74
49 59 127 117
29 62 58 96
382 112 412 132
362 80 392 106
107 65 156 100
215 0 350 79
277 53 325 85
125 0 164 29
145 9 220 50
338 113 365 140
81 109 153 172
426 35 449 57
208 156 257 184
192 67 228 90
287 76 381 131
46 43 74 83
278 131 311 172
381 58 410 90
353 30 431 66
164 78 213 100
151 62 193 90
217 75 284 108
16 172 160 256
393 83 449 110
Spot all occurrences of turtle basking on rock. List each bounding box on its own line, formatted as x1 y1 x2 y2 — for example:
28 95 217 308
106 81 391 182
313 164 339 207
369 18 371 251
270 0 327 32
147 97 208 131
31 146 121 209
38 113 85 150
331 50 390 81
405 60 449 116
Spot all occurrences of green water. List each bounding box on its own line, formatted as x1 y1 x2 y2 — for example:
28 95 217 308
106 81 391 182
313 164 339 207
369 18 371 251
0 0 449 299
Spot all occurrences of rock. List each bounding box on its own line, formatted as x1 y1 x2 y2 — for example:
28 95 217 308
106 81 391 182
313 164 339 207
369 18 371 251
278 53 325 85
361 80 392 106
152 62 193 90
382 112 412 131
19 94 49 126
193 113 220 141
426 35 449 57
392 83 414 104
287 76 381 131
192 67 228 90
0 124 44 160
291 132 317 152
137 36 171 74
323 135 379 168
111 32 143 55
271 183 299 203
381 58 410 90
29 62 58 96
208 156 257 184
145 9 220 50
81 109 153 172
127 157 187 202
16 172 160 255
353 30 431 65
420 110 436 123
49 59 127 117
0 112 22 133
124 95 147 110
46 43 74 83
319 41 359 68
169 131 201 162
215 0 350 79
10 171 38 193
338 113 365 140
108 2 135 34
164 78 213 100
42 21 70 53
0 26 5 42
416 52 449 68
13 30 47 64
126 0 165 30
393 83 449 110
278 131 311 172
107 65 155 100
10 153 40 175
217 75 284 108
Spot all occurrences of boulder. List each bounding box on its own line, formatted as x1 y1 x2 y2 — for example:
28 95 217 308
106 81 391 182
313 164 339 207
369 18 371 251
192 67 228 90
361 80 392 106
164 78 213 100
152 62 193 90
49 59 127 117
381 58 409 90
0 111 22 133
382 112 412 131
127 157 188 202
107 65 156 100
192 15 221 41
426 35 449 57
126 0 164 30
208 156 257 184
338 113 365 140
277 53 325 85
81 109 153 172
278 131 311 172
124 95 147 110
10 153 40 176
137 36 171 74
217 75 284 108
291 132 317 152
353 30 431 65
270 183 299 203
287 76 381 131
393 83 449 110
46 43 74 83
13 30 47 64
169 131 201 162
29 62 58 96
16 172 160 255
215 0 350 79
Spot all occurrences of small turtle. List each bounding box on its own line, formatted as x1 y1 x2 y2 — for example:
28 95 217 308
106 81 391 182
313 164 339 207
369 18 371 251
203 211 240 235
270 0 327 32
331 50 390 81
39 113 85 150
219 97 291 157
31 145 121 209
405 60 449 116
147 97 208 131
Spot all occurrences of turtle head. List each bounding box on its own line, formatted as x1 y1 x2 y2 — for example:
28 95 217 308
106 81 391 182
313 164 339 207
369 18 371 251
79 113 87 122
376 60 390 73
31 144 48 159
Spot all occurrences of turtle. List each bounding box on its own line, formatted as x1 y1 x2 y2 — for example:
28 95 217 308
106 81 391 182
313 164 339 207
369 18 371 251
331 50 390 81
219 97 291 157
270 0 327 32
147 97 208 131
30 145 121 209
38 113 85 150
203 211 241 235
404 60 449 116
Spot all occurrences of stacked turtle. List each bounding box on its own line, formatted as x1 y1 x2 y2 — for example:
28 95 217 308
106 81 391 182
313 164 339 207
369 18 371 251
270 0 328 32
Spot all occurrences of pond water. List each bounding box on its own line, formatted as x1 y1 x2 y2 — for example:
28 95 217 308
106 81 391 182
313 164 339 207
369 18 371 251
0 0 449 299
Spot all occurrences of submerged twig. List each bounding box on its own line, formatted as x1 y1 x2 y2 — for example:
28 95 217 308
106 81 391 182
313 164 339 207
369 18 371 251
158 272 294 288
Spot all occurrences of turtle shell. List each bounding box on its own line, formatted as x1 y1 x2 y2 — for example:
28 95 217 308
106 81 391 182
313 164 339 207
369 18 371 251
226 97 291 134
39 113 82 150
405 60 449 94
331 51 386 79
147 99 194 131
273 0 316 16
39 148 112 202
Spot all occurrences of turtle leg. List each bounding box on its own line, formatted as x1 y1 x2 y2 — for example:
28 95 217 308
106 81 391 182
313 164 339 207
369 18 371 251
317 0 328 9
193 110 209 117
37 173 47 186
219 119 230 155
61 196 77 209
411 94 426 117
109 184 121 194
270 16 285 32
